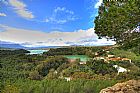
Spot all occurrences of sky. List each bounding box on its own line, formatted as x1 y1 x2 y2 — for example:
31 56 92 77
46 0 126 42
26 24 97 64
0 0 115 47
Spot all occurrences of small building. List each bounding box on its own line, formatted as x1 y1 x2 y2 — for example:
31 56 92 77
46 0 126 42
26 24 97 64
107 55 115 58
68 59 87 65
94 57 105 60
106 51 110 53
64 77 71 81
107 57 121 61
68 59 77 63
94 52 99 56
121 58 132 63
79 61 86 65
107 57 131 63
113 65 129 75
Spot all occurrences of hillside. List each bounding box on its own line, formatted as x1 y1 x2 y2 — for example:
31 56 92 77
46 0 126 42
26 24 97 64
0 46 140 93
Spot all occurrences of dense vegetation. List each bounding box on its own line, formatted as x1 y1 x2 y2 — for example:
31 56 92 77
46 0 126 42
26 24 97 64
43 46 107 57
0 0 140 93
94 0 140 49
0 49 29 57
0 47 140 93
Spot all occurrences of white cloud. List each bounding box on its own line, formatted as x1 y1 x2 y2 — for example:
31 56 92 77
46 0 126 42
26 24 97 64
0 13 6 16
94 0 103 8
0 25 115 47
45 19 49 22
54 7 66 13
54 7 74 14
45 7 77 24
8 0 34 19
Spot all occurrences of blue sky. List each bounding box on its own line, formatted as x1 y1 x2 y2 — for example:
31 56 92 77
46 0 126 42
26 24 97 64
0 0 99 31
0 0 115 47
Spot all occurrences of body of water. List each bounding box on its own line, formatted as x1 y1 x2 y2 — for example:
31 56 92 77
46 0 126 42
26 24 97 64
28 50 48 54
64 55 90 61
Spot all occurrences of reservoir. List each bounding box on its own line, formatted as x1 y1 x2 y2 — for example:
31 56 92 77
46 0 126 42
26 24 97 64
28 50 48 54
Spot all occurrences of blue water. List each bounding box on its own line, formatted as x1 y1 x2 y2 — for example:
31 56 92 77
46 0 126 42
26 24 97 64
28 50 48 54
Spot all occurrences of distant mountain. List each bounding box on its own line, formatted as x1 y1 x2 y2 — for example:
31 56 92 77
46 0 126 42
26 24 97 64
1 40 113 49
0 41 62 49
0 41 25 49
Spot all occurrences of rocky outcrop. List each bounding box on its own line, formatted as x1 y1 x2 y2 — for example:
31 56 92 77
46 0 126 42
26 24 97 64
100 80 140 93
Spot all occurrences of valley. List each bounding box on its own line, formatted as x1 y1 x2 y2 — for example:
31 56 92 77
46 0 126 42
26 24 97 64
0 46 140 93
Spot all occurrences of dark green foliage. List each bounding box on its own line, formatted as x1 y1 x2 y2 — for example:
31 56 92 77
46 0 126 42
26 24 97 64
94 0 140 49
0 49 29 57
129 45 140 55
0 50 47 83
43 47 87 56
87 60 117 75
0 47 140 93
43 46 108 58
35 56 68 76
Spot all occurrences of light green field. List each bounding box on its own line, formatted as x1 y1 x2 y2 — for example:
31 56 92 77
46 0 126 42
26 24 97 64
64 55 90 61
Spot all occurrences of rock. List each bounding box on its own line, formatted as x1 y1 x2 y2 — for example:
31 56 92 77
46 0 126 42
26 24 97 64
100 80 140 93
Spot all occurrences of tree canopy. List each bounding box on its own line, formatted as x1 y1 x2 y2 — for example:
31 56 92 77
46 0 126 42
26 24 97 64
94 0 140 49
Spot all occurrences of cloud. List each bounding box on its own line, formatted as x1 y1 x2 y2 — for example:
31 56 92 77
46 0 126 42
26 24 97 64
8 0 34 19
45 7 78 24
0 13 7 16
1 0 9 5
54 7 66 13
94 0 103 8
54 7 74 14
0 24 115 47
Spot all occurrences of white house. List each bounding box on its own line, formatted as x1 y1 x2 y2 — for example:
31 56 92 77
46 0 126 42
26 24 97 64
113 65 129 75
64 77 71 81
79 61 86 65
107 55 115 58
94 57 105 60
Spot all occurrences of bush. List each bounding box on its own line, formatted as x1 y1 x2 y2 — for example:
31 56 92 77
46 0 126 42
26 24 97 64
29 71 43 80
